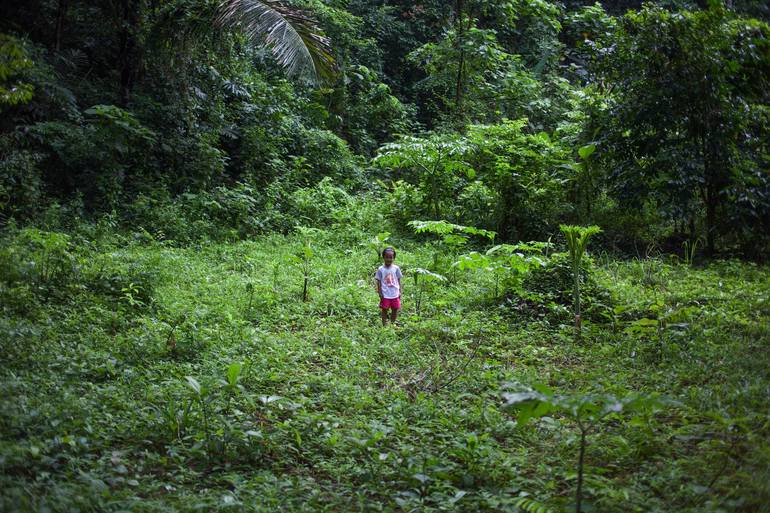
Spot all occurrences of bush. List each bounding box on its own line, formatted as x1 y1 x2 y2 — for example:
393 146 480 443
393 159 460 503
0 136 44 223
25 105 155 212
86 259 157 311
290 177 352 228
384 180 426 233
0 228 80 313
150 131 228 193
127 192 208 243
0 228 75 289
127 183 266 243
456 181 497 230
0 226 160 318
466 120 570 242
521 252 613 320
288 127 363 188
207 183 265 238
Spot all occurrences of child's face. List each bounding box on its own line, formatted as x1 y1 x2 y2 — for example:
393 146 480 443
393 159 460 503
383 251 395 265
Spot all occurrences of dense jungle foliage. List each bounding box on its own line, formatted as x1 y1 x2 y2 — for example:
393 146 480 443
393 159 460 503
1 1 769 512
2 0 769 255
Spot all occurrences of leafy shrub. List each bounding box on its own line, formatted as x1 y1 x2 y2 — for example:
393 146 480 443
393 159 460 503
0 136 44 223
0 228 78 314
206 183 265 238
0 279 39 316
34 197 86 231
258 179 296 233
591 199 665 255
323 64 415 156
26 105 155 212
86 261 157 311
374 133 473 221
128 192 208 243
521 252 612 320
288 127 363 188
0 227 157 315
455 242 548 299
156 132 227 193
337 192 384 231
128 183 266 243
290 177 352 227
466 120 570 241
0 228 75 289
456 181 497 230
0 34 34 107
384 180 426 233
129 179 368 242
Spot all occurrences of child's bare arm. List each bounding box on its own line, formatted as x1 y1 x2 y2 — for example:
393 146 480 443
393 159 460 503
376 279 383 299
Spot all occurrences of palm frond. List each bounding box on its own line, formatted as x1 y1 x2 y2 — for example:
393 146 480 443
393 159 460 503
217 0 335 84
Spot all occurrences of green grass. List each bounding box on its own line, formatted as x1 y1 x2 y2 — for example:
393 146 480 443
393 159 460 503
1 229 769 512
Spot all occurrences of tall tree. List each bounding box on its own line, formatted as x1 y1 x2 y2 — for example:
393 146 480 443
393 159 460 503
118 0 140 107
595 4 770 254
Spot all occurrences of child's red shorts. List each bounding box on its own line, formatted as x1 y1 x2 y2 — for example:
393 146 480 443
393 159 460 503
379 297 401 310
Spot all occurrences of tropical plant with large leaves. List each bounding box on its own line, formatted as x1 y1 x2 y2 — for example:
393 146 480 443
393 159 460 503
374 133 474 219
217 0 335 83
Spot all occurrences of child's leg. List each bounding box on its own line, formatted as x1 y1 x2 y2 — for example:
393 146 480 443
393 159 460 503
381 308 389 326
390 307 399 324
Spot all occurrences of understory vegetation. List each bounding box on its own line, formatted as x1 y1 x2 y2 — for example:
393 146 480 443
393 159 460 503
2 0 769 512
1 224 768 512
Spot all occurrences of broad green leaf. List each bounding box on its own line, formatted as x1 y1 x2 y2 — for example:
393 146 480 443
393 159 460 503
227 362 243 386
578 144 596 160
412 268 447 281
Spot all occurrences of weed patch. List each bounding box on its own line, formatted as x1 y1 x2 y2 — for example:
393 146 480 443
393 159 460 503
1 234 768 512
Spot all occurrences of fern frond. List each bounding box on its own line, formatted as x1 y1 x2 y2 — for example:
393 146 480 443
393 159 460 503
513 496 555 513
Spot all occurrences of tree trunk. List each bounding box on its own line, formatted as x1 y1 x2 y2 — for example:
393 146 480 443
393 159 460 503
431 170 441 219
704 182 717 257
55 0 69 52
119 0 140 107
701 129 721 257
453 0 466 123
576 428 586 513
454 47 465 120
573 259 581 338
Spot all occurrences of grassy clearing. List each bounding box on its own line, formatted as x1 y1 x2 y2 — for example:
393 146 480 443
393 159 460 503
1 229 769 513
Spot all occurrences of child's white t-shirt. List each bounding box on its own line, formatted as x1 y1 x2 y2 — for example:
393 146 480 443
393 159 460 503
375 264 403 299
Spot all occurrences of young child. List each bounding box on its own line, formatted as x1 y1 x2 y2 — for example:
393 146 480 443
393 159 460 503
375 247 403 326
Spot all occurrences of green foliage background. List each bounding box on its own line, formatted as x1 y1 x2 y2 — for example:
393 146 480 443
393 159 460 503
1 0 768 255
1 1 770 512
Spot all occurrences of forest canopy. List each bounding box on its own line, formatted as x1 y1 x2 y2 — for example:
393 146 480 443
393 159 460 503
1 0 768 256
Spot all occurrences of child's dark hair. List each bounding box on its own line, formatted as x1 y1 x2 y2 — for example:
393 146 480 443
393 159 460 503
382 247 396 258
